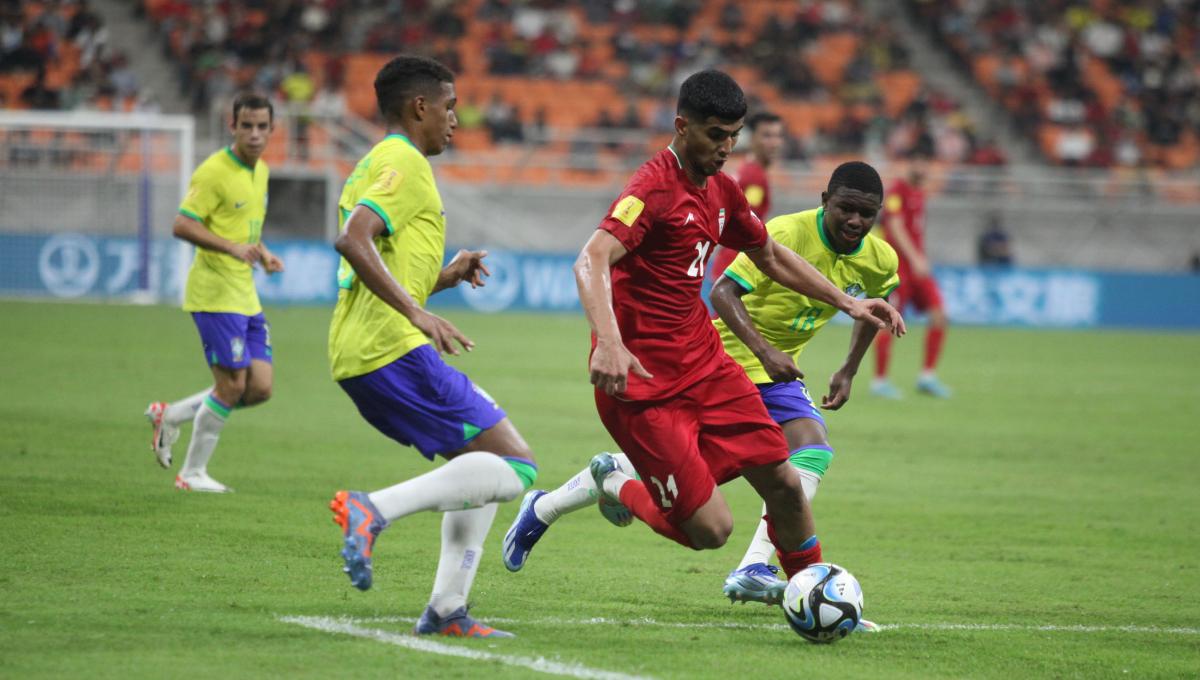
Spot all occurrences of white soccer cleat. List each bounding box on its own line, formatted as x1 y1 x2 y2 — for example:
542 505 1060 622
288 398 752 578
144 402 181 469
175 472 232 493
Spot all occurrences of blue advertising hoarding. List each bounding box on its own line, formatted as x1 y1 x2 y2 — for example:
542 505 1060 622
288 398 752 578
2 234 1197 330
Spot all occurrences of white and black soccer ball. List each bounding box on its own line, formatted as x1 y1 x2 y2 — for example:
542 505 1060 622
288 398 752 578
781 563 863 643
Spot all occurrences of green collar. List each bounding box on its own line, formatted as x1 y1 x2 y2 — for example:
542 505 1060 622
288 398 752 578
817 207 864 256
386 133 419 151
225 145 255 171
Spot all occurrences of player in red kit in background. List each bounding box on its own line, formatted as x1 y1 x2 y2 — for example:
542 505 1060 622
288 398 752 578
872 158 952 399
707 111 785 284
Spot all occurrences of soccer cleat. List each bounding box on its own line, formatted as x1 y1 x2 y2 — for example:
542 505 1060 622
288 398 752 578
174 472 232 493
916 375 953 398
329 490 387 591
502 490 549 572
723 562 786 605
856 618 881 633
144 401 181 469
870 380 903 400
589 452 632 527
414 605 514 638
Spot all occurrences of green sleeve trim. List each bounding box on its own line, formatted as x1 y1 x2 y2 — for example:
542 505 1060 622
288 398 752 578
203 394 232 419
179 209 204 222
358 199 394 235
724 269 754 292
877 281 900 299
504 459 539 490
788 447 833 477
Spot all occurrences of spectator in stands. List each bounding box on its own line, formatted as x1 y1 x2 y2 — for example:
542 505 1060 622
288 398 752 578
485 93 523 144
1190 252 1200 274
20 66 60 110
977 213 1014 267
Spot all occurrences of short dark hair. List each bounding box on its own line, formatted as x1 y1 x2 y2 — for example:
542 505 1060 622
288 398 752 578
375 55 455 122
746 111 782 131
232 92 273 124
677 69 747 123
827 161 883 197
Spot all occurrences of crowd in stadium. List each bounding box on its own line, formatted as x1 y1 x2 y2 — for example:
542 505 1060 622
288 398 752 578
3 0 1197 170
906 0 1200 168
0 0 153 112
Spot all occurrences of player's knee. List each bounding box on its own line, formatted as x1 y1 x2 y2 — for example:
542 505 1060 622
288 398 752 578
243 384 272 406
687 518 733 550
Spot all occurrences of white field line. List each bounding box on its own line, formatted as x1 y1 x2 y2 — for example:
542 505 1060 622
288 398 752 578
348 614 1200 636
277 615 655 680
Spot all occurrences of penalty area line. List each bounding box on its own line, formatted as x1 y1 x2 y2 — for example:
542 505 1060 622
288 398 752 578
348 615 1200 636
277 615 655 680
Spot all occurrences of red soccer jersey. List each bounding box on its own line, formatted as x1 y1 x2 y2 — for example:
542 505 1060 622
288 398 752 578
596 147 768 401
883 178 926 261
735 158 771 220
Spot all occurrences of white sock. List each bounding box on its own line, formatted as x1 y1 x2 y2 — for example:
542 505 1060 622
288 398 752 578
180 397 228 476
367 451 524 522
430 503 498 617
533 452 636 524
920 369 936 380
735 468 823 570
164 388 211 426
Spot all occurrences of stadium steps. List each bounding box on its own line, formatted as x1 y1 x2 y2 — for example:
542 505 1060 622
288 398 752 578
863 0 1037 167
91 0 190 114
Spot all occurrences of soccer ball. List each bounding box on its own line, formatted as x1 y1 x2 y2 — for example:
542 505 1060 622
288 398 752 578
781 563 863 643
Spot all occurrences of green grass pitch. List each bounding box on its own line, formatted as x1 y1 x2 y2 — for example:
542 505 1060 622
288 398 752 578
1 300 1198 679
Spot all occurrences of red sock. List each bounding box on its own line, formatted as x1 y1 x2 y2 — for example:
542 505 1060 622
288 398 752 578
765 515 823 579
924 326 945 371
874 329 892 379
619 480 694 549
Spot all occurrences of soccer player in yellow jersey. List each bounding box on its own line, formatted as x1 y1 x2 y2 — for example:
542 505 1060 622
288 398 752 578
144 93 284 493
714 162 896 623
326 55 538 639
501 162 897 632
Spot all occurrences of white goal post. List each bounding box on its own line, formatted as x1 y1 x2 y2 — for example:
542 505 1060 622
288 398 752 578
0 110 194 303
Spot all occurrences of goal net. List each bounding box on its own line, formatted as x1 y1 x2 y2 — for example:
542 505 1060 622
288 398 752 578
0 111 194 303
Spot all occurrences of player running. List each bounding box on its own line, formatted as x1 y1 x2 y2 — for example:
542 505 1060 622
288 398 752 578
502 70 903 595
326 55 538 639
872 158 952 399
144 92 284 493
706 110 785 283
503 162 897 631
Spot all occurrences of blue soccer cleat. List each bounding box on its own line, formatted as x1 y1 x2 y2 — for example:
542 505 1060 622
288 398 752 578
414 605 515 638
916 375 953 398
502 490 549 572
590 452 633 527
723 563 787 605
870 380 903 400
329 490 388 591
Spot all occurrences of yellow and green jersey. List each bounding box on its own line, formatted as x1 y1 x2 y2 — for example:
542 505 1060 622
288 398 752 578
328 134 447 381
716 207 900 384
178 146 269 315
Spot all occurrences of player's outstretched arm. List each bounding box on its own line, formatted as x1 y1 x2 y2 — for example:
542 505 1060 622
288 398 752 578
432 249 490 294
172 213 261 265
573 230 652 395
823 317 880 410
747 238 905 337
711 276 803 382
336 205 474 355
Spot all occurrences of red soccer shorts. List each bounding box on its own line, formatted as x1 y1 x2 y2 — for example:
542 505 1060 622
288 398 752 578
893 267 944 313
594 353 789 526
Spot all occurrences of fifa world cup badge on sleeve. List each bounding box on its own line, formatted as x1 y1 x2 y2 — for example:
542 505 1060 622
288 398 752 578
612 195 645 227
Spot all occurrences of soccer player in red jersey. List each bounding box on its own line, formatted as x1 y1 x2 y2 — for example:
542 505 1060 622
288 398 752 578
568 70 903 579
706 111 785 284
872 158 952 399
